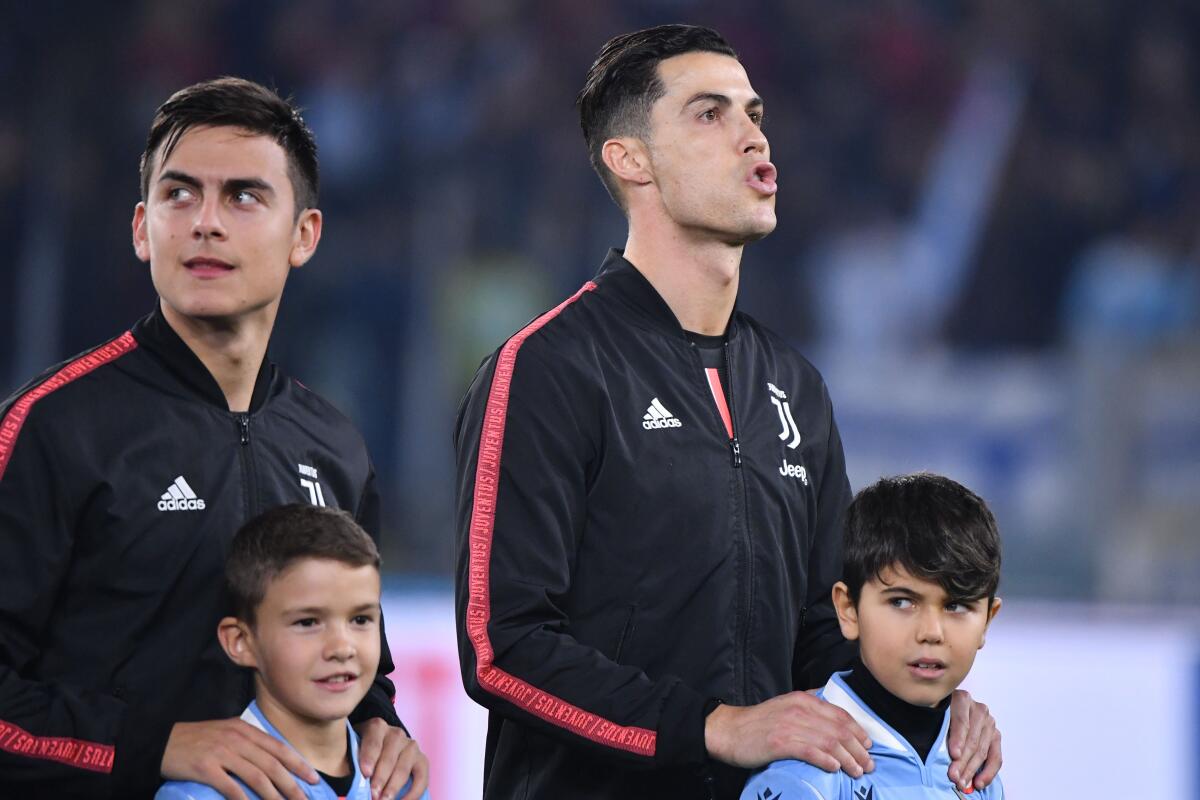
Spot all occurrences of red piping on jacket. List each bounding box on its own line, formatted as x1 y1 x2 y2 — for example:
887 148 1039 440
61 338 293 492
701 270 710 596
464 280 657 758
0 332 137 482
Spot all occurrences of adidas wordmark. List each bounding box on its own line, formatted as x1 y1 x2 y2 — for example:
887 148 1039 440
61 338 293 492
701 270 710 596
642 397 682 430
158 475 207 511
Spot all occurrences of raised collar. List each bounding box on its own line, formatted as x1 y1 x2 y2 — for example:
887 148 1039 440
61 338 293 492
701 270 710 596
593 249 740 342
130 303 274 413
822 671 951 767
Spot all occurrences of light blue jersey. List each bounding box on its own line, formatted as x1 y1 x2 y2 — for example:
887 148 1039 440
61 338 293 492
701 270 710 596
155 701 429 800
741 672 1003 800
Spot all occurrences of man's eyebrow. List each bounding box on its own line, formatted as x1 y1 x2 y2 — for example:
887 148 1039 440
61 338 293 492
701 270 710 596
224 177 275 196
157 170 201 189
683 92 764 111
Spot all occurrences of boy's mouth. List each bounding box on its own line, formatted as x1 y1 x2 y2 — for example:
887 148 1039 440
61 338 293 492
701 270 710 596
907 658 947 679
314 672 359 691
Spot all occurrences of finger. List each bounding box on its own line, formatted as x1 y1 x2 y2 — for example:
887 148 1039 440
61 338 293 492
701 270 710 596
799 695 872 747
225 756 287 800
946 690 971 760
233 746 308 800
245 726 319 785
950 714 989 791
395 754 429 800
380 747 420 800
207 769 251 800
356 719 387 779
791 739 842 774
973 729 1003 789
956 717 995 789
838 730 875 774
370 734 412 799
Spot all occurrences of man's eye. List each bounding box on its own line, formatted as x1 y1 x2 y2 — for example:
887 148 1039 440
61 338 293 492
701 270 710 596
232 190 259 205
167 187 194 202
749 111 764 127
701 108 718 122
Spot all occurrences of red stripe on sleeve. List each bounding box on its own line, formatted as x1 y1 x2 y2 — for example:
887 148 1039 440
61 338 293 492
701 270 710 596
0 718 114 773
0 331 138 482
464 281 657 758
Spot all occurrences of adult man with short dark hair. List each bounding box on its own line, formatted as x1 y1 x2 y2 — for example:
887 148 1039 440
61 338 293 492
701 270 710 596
0 77 427 800
455 25 1000 798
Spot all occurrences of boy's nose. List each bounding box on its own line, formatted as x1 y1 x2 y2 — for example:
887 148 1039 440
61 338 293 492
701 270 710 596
916 610 945 643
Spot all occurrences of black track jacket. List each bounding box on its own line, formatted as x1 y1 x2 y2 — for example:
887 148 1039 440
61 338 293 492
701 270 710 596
454 251 856 798
0 307 400 798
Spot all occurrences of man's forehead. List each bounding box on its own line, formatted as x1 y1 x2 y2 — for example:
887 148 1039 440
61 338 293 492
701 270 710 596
153 125 287 177
655 51 757 102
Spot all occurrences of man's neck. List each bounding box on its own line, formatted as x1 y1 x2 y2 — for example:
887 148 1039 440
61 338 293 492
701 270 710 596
256 695 351 777
622 218 743 336
160 302 273 413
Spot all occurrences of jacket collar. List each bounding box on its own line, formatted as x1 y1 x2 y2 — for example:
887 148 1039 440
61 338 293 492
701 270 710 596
822 671 951 766
130 303 274 413
593 249 740 342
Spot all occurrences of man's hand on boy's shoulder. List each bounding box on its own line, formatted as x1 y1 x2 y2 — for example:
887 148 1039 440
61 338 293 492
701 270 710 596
355 718 429 800
947 689 1001 793
162 718 319 800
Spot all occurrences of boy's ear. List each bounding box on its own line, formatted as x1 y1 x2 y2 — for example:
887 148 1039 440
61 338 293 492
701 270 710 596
832 581 860 641
979 596 1002 649
217 616 258 669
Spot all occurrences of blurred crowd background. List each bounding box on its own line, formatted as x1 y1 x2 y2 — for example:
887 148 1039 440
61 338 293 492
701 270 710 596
2 0 1198 605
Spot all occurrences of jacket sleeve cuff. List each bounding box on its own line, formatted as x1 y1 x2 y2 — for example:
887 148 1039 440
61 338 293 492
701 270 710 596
652 679 709 768
110 700 175 798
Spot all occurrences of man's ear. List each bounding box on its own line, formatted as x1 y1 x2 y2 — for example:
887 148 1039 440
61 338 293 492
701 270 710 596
217 616 258 668
832 581 860 641
979 596 1002 649
600 137 654 191
132 202 150 263
288 208 322 268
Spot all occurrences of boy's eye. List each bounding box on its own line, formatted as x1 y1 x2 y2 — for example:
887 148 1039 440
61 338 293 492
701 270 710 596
293 617 319 628
351 614 375 626
888 597 913 610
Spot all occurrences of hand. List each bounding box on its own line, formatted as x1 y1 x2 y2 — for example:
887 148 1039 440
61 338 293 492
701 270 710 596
947 689 1002 791
354 718 429 800
162 718 318 800
704 692 874 776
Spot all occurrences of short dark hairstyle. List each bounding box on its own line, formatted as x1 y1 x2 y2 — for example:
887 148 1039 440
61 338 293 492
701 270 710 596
139 76 319 216
226 504 380 625
843 473 1001 605
577 24 737 209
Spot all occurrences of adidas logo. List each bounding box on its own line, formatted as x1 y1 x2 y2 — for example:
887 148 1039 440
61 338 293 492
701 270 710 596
642 397 682 430
157 475 207 511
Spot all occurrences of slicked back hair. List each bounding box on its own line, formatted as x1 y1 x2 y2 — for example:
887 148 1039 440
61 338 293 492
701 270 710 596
577 24 737 210
843 473 1002 605
226 504 380 626
139 76 319 217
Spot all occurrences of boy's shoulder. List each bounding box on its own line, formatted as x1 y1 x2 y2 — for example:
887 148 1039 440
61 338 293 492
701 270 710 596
741 672 1005 800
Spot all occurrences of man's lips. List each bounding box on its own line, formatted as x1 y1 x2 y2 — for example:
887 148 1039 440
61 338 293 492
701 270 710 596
184 257 235 277
746 161 778 195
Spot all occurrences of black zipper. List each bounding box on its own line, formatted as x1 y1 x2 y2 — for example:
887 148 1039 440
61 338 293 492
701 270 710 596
235 413 257 521
723 341 755 705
